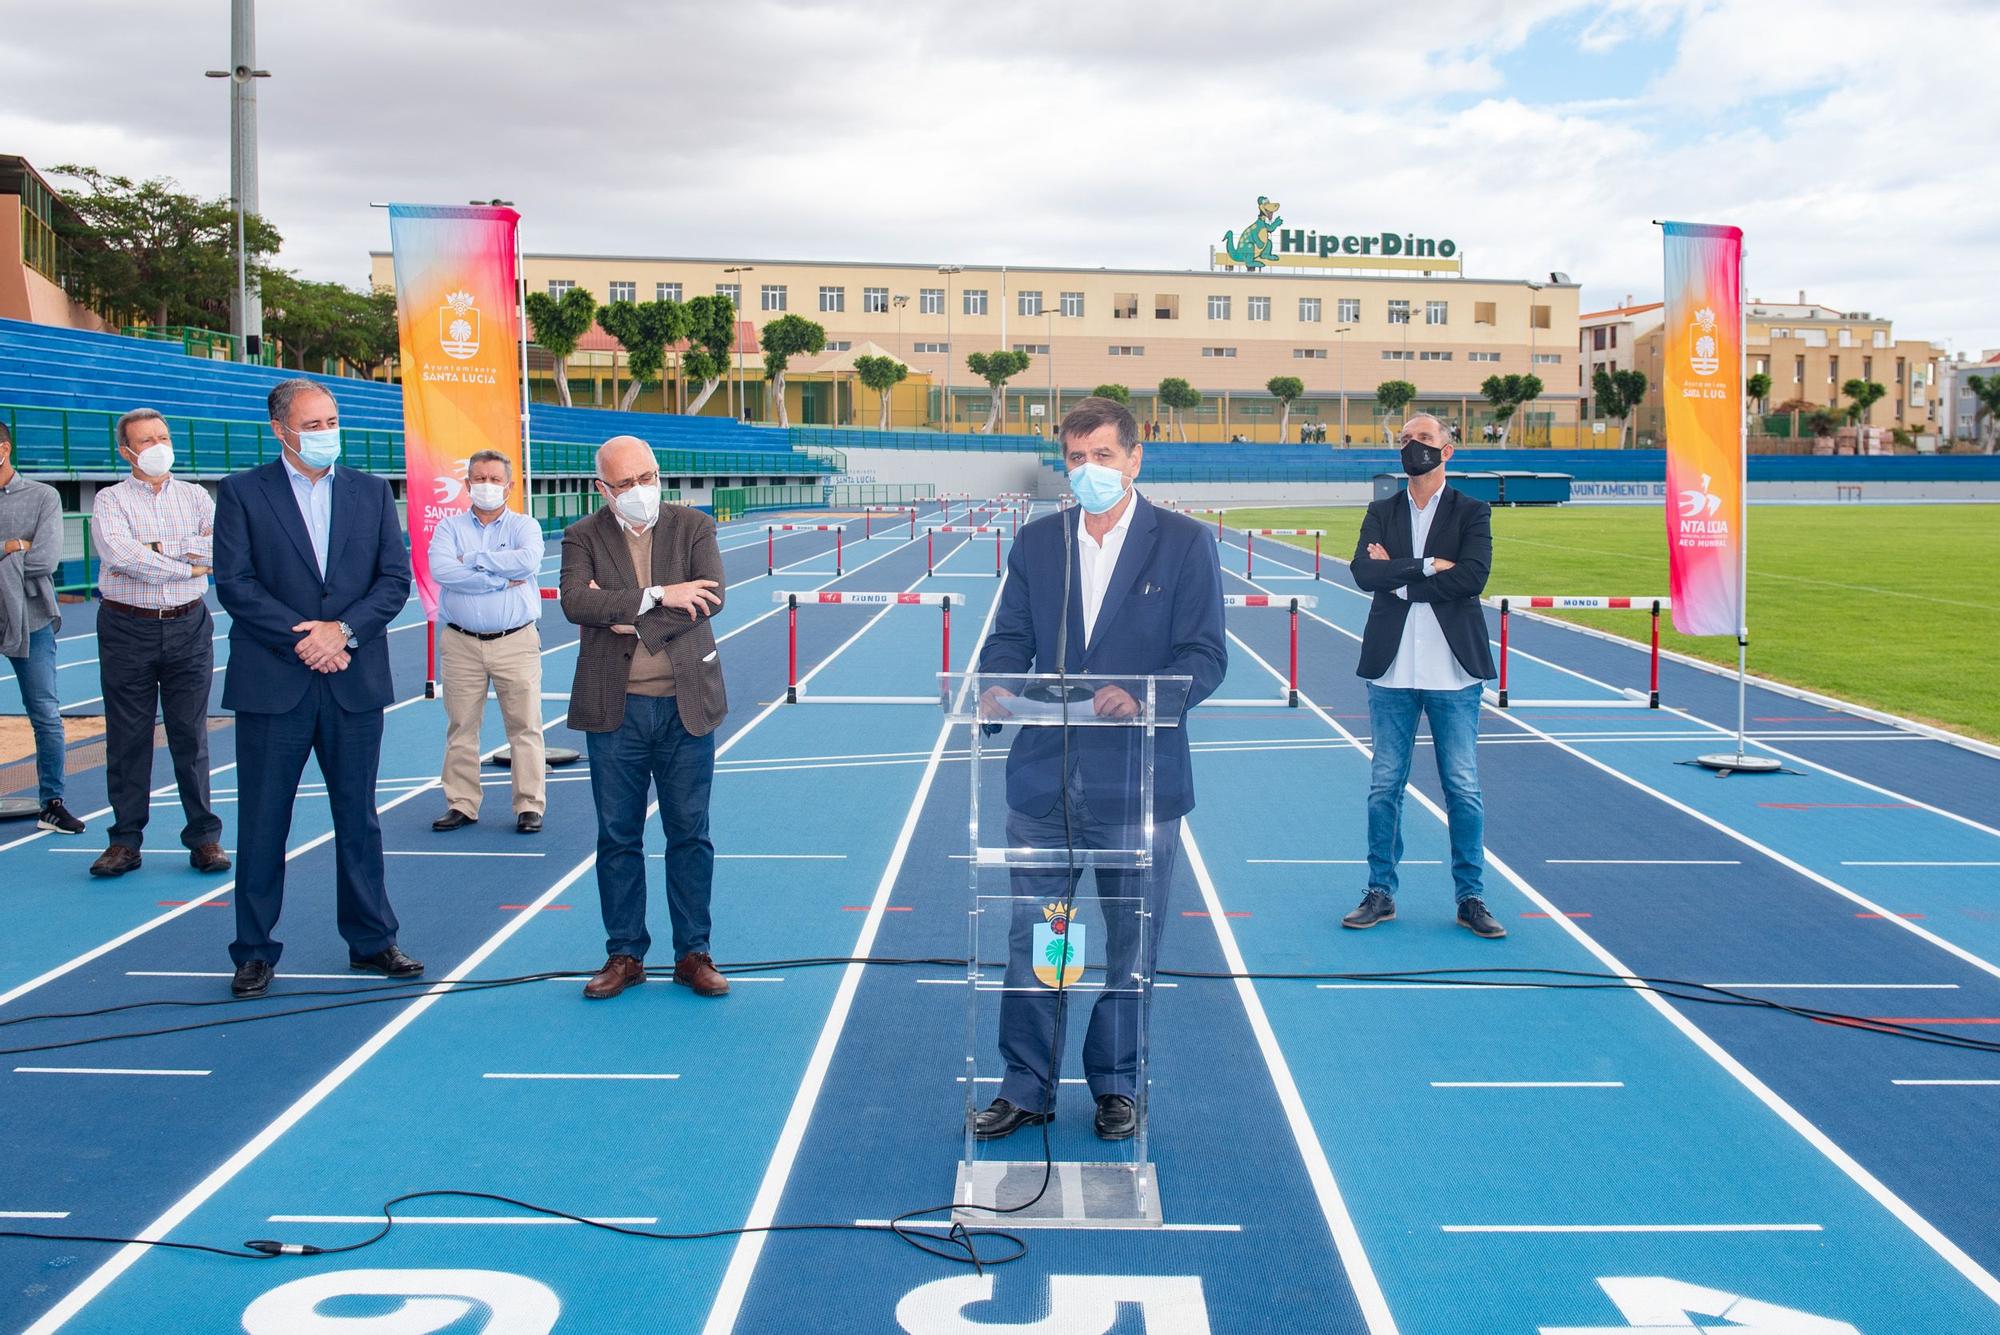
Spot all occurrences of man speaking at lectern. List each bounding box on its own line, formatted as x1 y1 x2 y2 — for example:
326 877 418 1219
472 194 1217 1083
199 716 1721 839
974 396 1226 1142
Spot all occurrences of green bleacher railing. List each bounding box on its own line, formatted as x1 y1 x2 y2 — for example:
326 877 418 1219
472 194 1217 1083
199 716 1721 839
825 483 936 507
788 425 1061 462
119 325 280 366
711 485 823 522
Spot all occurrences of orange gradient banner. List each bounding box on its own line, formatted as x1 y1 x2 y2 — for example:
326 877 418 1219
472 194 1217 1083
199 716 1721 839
387 203 524 618
1660 221 1745 638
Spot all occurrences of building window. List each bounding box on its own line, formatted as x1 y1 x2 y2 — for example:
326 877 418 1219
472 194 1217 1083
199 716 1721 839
963 289 988 316
1018 290 1043 317
1208 295 1231 321
1532 353 1561 365
1155 294 1180 320
1381 349 1414 361
1474 301 1497 325
1592 327 1608 351
761 284 787 312
1108 345 1145 356
1873 330 1888 348
1201 346 1237 358
1426 300 1448 325
1419 350 1452 361
1113 293 1139 320
1299 297 1322 323
1010 343 1049 355
1293 347 1328 359
824 340 851 352
1061 291 1085 318
1838 328 1853 347
1531 304 1551 330
1338 297 1361 323
1794 355 1805 384
819 285 845 313
608 281 636 303
1388 300 1411 325
655 282 682 302
547 280 576 297
716 282 741 307
1862 356 1873 381
1248 295 1271 322
1609 326 1618 348
913 341 950 354
1468 351 1501 362
920 288 943 315
863 287 889 313
1830 355 1840 385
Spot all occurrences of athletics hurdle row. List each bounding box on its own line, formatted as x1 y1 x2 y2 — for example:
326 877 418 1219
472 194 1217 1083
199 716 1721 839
926 526 1006 577
772 590 958 704
1484 595 1670 709
1242 528 1324 581
767 524 845 577
1211 594 1317 708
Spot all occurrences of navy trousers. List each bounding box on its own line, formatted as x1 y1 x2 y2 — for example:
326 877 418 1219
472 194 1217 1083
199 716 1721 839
229 675 399 966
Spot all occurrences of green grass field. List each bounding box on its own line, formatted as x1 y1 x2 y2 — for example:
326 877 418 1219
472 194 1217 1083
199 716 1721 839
1225 503 2000 742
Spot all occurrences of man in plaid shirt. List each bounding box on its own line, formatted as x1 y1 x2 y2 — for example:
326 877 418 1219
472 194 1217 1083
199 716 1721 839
86 409 229 877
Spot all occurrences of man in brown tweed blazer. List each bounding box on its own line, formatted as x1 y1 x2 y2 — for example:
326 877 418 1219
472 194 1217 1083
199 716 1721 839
561 436 730 1000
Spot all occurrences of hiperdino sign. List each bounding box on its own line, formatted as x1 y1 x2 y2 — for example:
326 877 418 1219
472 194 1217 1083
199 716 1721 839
1215 197 1461 273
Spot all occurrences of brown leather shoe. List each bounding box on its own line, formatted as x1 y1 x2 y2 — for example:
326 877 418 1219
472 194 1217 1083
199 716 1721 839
673 951 729 996
89 845 142 878
190 842 232 874
583 953 646 1000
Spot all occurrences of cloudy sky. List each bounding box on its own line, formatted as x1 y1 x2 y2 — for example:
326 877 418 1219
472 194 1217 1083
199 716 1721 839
3 0 1994 354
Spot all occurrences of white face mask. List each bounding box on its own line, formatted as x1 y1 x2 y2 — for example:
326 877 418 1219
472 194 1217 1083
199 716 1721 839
133 442 174 478
468 482 508 511
612 483 660 528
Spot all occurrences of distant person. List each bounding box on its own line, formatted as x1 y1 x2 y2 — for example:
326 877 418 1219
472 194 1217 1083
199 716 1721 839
429 449 548 835
87 408 228 876
0 421 81 834
213 378 422 999
1343 413 1502 940
561 436 729 1001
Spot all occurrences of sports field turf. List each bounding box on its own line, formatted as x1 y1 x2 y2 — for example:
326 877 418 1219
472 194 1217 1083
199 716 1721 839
1228 503 2000 742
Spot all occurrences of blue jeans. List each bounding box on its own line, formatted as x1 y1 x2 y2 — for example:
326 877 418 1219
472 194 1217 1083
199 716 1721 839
1366 682 1484 904
585 695 716 962
7 623 64 803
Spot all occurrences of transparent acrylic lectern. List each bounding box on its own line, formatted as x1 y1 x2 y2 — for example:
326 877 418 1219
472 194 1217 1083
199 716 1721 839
939 672 1191 1228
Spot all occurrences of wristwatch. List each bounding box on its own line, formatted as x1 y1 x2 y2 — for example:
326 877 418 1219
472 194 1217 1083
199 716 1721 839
338 620 358 648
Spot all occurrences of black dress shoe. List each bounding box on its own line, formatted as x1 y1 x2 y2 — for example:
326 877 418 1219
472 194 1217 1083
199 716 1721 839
350 945 424 977
432 810 476 831
231 959 274 998
973 1097 1052 1141
516 811 542 834
1094 1093 1137 1140
1342 889 1397 929
1456 897 1508 939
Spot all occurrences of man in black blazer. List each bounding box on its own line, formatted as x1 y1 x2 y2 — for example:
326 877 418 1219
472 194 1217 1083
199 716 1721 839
212 379 423 998
1343 414 1505 939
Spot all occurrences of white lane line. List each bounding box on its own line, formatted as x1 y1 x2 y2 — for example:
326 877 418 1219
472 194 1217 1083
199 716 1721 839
1707 983 1960 991
382 850 547 858
1182 822 1398 1333
856 1218 1244 1233
715 854 847 860
1318 983 1548 990
266 1214 659 1226
482 1072 679 1081
1844 861 2000 868
0 1211 70 1219
1546 858 1742 866
1219 609 2000 1309
1250 858 1440 865
1893 1079 2000 1086
701 555 1008 1335
14 1067 210 1077
957 1077 1087 1085
1442 1223 1822 1234
1430 1081 1624 1089
124 971 361 981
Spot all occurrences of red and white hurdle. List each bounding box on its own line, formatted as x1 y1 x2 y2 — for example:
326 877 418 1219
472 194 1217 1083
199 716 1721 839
861 506 918 540
1242 528 1324 581
767 524 844 577
1209 593 1318 708
1485 595 1670 709
772 589 957 704
926 526 1005 578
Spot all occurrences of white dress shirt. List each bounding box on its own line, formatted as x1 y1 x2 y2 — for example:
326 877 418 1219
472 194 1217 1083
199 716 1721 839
1376 486 1478 691
1076 492 1136 646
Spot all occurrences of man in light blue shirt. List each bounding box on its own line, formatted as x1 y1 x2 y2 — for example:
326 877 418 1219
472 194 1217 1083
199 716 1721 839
429 449 548 833
283 449 333 576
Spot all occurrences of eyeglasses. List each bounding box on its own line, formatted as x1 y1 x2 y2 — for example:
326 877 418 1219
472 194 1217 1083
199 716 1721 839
600 471 659 493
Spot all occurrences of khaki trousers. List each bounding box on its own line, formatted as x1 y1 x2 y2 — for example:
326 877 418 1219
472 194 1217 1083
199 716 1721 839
440 622 546 817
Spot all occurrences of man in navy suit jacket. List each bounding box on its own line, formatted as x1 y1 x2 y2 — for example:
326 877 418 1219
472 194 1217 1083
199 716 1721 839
211 379 423 998
1343 413 1504 940
972 396 1226 1143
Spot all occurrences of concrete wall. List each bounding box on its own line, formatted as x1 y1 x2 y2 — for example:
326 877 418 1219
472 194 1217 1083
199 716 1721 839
828 446 1047 498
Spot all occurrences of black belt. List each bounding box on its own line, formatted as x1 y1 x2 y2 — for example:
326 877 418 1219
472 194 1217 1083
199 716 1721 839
446 622 533 642
101 597 204 621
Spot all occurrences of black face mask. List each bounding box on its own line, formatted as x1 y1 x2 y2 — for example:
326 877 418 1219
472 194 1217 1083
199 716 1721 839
1399 437 1442 477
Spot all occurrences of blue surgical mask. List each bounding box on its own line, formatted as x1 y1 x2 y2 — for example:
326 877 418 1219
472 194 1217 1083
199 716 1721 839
1068 462 1129 514
294 427 341 469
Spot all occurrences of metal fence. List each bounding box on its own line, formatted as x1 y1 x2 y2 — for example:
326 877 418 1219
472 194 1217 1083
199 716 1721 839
711 485 823 521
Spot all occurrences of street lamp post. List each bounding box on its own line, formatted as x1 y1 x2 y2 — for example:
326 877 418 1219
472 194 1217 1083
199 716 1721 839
204 0 269 364
725 265 754 422
1524 280 1546 448
1046 307 1055 430
938 264 961 431
1334 325 1354 445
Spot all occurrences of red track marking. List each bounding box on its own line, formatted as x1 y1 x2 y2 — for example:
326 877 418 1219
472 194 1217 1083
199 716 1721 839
1521 911 1593 919
845 905 912 912
1856 912 1926 919
500 903 570 911
1182 910 1252 918
157 900 229 908
1759 802 1919 810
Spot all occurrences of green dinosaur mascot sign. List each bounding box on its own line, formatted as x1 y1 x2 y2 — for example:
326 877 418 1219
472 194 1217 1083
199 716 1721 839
1215 197 1461 273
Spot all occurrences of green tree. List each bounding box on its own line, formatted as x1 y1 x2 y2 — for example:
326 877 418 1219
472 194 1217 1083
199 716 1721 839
1374 379 1418 441
1746 371 1772 415
678 292 736 415
50 163 283 332
1479 373 1544 446
966 349 1032 433
1841 377 1887 433
258 270 350 370
523 286 597 408
1157 377 1203 442
854 353 910 430
1967 374 2000 452
596 297 686 411
760 313 827 428
1266 374 1305 443
1808 407 1842 443
340 285 400 381
1590 367 1649 449
1091 383 1131 405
